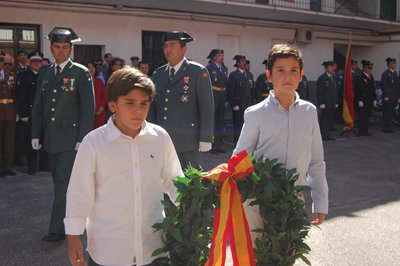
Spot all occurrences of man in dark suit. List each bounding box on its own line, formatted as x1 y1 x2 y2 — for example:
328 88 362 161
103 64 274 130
255 59 273 103
17 52 43 175
206 49 228 154
354 60 376 136
381 57 400 132
317 61 338 141
31 27 95 242
148 31 214 169
228 55 253 145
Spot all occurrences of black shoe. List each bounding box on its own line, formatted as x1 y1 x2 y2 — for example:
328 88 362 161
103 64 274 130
41 234 66 242
209 149 219 154
28 169 36 175
4 170 17 176
215 148 227 153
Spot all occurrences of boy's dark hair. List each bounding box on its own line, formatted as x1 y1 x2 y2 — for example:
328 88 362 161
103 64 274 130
104 53 112 59
106 67 155 103
267 44 303 72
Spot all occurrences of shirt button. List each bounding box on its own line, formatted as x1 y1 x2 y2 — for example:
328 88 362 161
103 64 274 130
165 98 168 102
136 188 139 193
166 89 170 93
289 130 293 134
53 89 57 93
136 236 139 240
51 117 55 121
52 98 56 102
163 116 167 120
136 212 139 216
134 163 137 168
51 108 55 112
288 150 292 154
164 107 168 111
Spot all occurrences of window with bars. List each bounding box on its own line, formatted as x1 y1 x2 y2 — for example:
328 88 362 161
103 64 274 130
0 24 40 59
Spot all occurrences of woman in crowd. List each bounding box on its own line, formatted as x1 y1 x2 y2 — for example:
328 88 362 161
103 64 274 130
87 61 107 129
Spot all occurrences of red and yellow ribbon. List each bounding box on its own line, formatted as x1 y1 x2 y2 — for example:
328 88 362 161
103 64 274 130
203 150 256 266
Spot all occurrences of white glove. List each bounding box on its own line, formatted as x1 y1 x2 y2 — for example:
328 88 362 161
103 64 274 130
373 100 377 107
384 97 389 101
358 101 364 108
16 114 20 122
233 106 240 111
31 139 42 150
75 142 81 151
199 142 212 152
335 104 338 108
20 117 29 122
319 104 326 109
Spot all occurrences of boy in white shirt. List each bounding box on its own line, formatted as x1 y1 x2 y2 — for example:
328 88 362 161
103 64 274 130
233 44 328 236
65 67 183 266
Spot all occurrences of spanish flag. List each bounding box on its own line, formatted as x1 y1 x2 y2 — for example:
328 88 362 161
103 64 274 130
343 36 355 131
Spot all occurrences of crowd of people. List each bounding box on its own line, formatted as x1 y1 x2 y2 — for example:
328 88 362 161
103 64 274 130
0 25 399 265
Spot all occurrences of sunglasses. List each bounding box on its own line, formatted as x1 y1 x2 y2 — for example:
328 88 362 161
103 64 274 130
94 63 103 66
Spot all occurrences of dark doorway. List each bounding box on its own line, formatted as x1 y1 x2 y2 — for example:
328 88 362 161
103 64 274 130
73 45 103 64
381 0 397 21
142 30 166 75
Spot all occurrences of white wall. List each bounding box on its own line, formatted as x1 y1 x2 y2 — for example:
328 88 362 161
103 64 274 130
1 2 398 81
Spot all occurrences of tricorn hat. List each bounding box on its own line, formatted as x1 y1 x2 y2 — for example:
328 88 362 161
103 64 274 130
45 27 81 43
322 61 335 67
262 59 268 65
207 49 224 59
361 60 373 67
162 31 194 44
385 57 396 63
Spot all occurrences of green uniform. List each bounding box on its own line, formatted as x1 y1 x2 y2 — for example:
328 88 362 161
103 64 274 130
148 58 214 169
32 58 94 235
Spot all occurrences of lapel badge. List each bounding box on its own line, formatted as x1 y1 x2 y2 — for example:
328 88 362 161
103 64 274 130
70 78 75 91
181 94 189 103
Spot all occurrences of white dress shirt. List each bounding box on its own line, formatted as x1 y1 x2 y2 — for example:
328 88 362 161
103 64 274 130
64 117 183 265
233 91 328 214
168 57 185 76
55 59 69 74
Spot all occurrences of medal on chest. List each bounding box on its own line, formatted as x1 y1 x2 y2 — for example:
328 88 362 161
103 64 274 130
70 78 75 91
62 78 69 91
181 76 189 103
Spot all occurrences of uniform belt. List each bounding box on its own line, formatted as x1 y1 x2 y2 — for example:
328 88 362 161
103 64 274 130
212 86 226 92
261 93 269 97
0 99 14 104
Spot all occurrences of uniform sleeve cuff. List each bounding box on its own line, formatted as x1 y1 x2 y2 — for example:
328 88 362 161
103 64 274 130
64 218 87 235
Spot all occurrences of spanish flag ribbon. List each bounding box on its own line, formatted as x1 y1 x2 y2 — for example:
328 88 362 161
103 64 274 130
203 150 256 266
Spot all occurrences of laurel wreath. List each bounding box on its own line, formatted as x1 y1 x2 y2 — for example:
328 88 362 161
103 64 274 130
152 156 312 266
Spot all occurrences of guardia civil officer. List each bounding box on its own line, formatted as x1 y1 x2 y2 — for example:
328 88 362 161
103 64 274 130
381 57 400 132
147 31 214 169
0 55 17 177
31 27 95 242
354 60 376 136
255 59 273 103
296 75 310 101
317 61 338 141
228 55 253 145
206 49 228 154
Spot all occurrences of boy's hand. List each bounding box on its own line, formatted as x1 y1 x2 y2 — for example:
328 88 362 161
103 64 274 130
311 212 326 225
68 235 86 266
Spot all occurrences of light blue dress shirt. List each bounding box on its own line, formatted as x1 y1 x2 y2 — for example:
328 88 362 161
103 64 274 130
233 91 328 214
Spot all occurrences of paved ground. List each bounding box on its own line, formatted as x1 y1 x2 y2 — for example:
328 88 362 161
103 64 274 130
1 121 400 266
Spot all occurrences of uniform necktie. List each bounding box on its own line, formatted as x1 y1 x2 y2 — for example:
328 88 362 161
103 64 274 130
56 65 61 79
170 67 175 81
